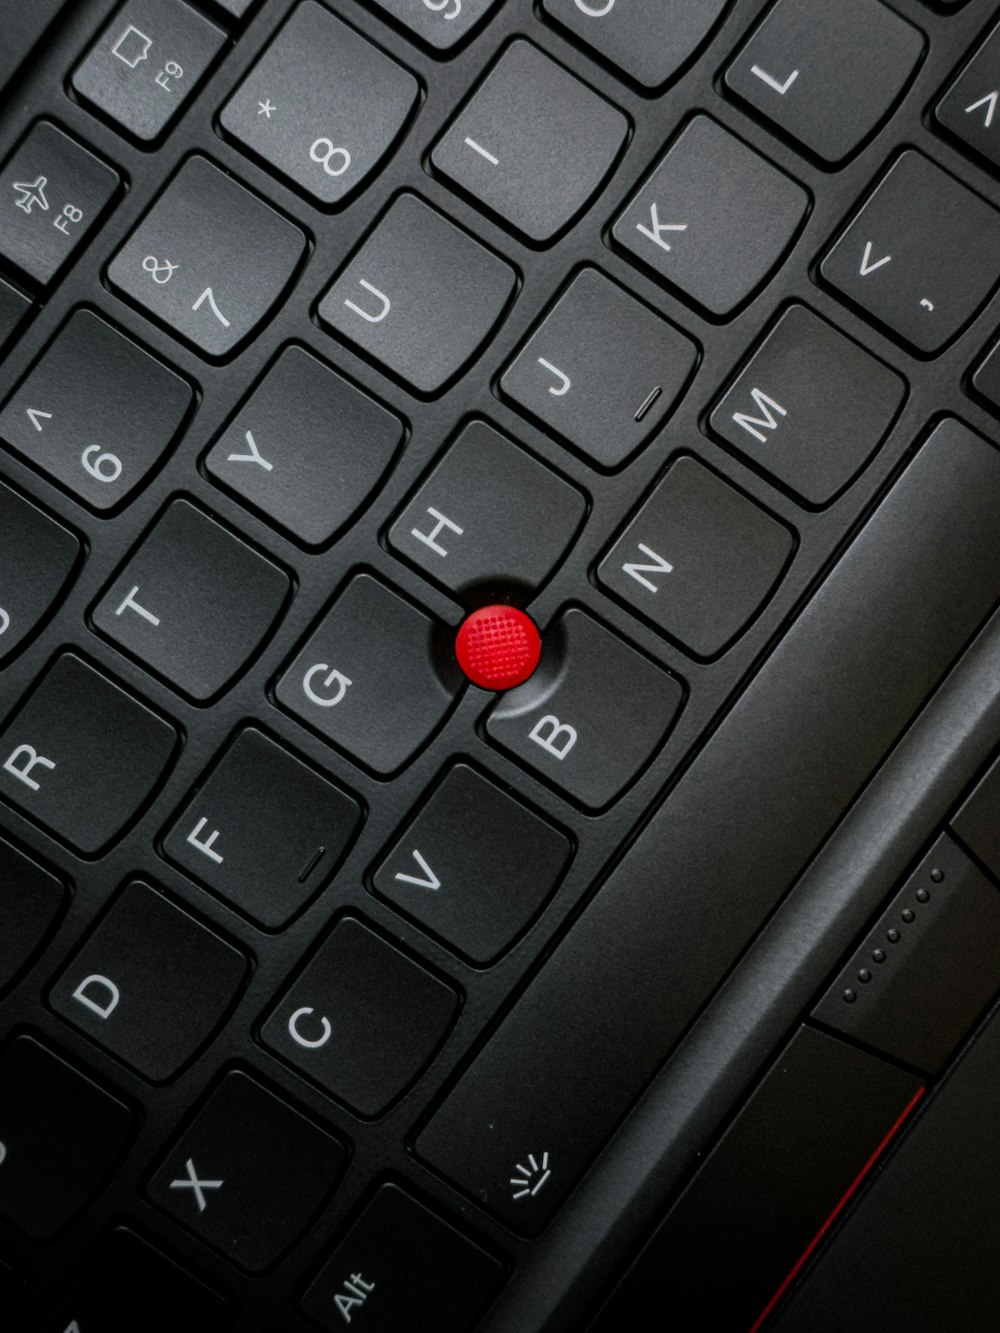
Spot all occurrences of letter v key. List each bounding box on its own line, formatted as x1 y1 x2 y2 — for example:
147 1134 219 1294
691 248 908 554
393 849 441 892
860 241 892 276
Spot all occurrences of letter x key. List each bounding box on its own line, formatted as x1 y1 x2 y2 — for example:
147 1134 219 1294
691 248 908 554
169 1157 223 1212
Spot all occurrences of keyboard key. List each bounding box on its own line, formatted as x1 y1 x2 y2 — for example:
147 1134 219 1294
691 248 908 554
0 276 30 354
613 116 808 317
0 0 74 100
148 1070 346 1271
0 838 65 993
973 338 1000 413
937 21 1000 170
0 652 177 854
72 0 225 141
419 419 1000 1235
301 1183 505 1332
205 345 403 547
38 1228 234 1332
162 726 361 928
388 420 585 598
374 764 571 962
487 608 683 809
108 156 306 357
0 1035 132 1238
598 457 793 657
541 0 727 88
50 881 247 1080
0 309 193 510
709 305 905 506
589 1028 922 1332
431 40 627 242
92 498 289 701
276 573 462 775
318 192 516 394
821 151 1000 354
370 0 501 50
725 0 924 163
261 916 458 1116
500 267 697 468
813 835 1000 1076
0 121 118 285
221 1 418 207
0 481 78 664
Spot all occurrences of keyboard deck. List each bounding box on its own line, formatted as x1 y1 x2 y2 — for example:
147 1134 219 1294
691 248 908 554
3 0 1000 1329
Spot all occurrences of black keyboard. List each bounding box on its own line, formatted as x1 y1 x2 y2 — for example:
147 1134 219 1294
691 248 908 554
3 1 1000 1329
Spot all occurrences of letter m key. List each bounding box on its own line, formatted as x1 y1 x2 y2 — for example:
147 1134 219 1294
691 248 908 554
732 387 787 446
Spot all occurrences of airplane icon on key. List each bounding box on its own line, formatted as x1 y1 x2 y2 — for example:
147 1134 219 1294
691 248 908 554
12 175 49 214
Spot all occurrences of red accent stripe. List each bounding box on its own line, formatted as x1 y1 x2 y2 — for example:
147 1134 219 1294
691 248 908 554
747 1084 927 1333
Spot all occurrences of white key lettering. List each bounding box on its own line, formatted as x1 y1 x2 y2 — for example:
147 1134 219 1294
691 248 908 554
169 1158 223 1213
529 715 578 761
345 279 391 324
187 816 224 865
310 138 352 178
393 849 441 892
538 358 571 397
750 64 799 95
575 0 615 14
115 585 160 627
732 387 787 445
622 543 674 594
303 664 352 707
3 743 56 791
227 428 273 471
636 203 687 253
0 608 9 637
288 1006 332 1049
335 1274 376 1324
72 973 120 1020
410 507 464 558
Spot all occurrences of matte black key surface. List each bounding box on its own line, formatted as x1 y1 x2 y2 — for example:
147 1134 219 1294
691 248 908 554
0 653 177 854
0 482 78 664
418 419 1000 1232
276 573 462 775
591 1028 923 1333
500 268 697 469
821 152 1000 354
613 116 808 316
222 2 417 207
937 21 1000 170
952 749 1000 879
813 835 1000 1076
0 277 30 354
92 498 289 700
772 1003 1000 1333
0 121 119 285
374 764 572 962
148 1070 346 1271
487 608 683 809
72 0 225 141
49 882 247 1081
725 0 923 163
710 304 905 506
108 156 306 357
163 726 361 928
0 1036 132 1238
318 192 516 394
371 0 501 50
301 1183 506 1332
388 420 585 598
598 456 793 658
541 0 727 89
0 0 73 99
0 309 193 510
432 40 627 242
261 917 458 1116
0 838 65 994
38 1228 234 1333
205 345 403 547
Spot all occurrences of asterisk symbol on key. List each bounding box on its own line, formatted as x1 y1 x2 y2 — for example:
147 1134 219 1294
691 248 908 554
258 98 276 119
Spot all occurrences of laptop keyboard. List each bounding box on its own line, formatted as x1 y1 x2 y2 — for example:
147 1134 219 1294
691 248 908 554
2 0 1000 1329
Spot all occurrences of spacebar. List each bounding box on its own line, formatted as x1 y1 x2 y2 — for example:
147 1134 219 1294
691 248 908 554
417 419 1000 1234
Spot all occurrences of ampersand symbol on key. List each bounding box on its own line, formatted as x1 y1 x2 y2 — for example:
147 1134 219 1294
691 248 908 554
142 254 179 284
